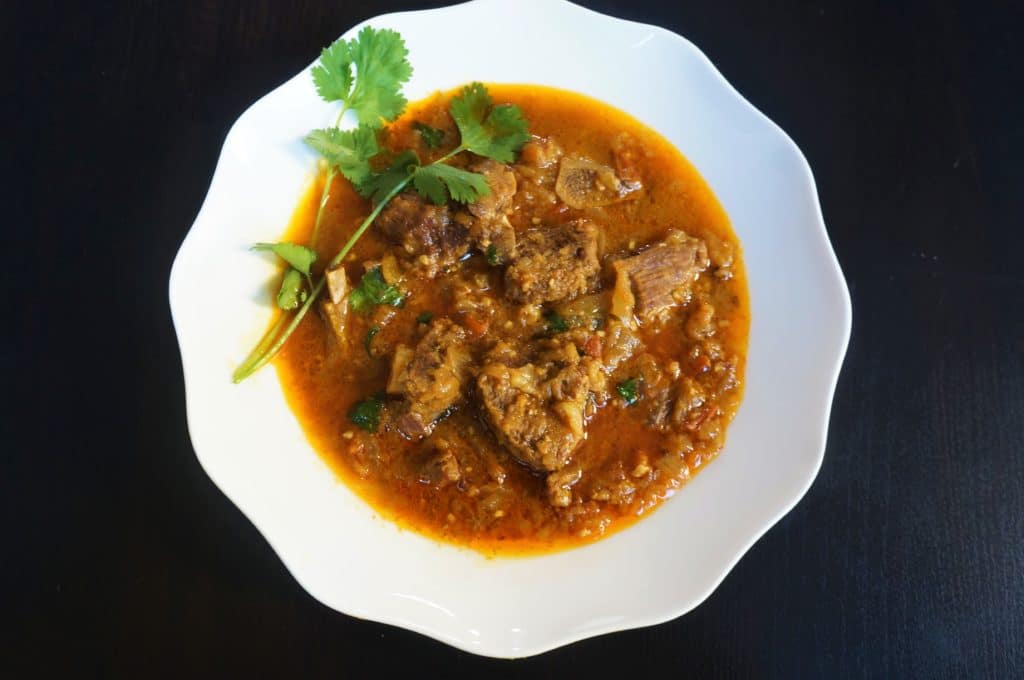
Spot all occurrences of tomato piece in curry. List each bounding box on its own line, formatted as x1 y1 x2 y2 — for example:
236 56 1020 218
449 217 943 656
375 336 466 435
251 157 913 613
274 85 749 555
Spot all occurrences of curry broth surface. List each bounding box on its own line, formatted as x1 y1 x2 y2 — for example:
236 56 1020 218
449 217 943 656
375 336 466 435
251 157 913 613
275 85 749 555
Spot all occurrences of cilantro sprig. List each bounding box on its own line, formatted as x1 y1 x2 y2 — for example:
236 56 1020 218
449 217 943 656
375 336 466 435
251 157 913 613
405 84 528 204
448 83 530 163
311 26 412 126
233 29 529 383
305 27 412 246
307 82 528 210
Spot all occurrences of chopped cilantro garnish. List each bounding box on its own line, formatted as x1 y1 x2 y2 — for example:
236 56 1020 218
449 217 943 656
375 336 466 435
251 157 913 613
485 244 501 266
348 392 385 432
416 311 434 324
616 378 640 406
544 310 569 334
349 267 404 314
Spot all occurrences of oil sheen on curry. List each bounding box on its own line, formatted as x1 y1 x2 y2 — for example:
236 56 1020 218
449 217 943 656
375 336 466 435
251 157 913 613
276 85 749 555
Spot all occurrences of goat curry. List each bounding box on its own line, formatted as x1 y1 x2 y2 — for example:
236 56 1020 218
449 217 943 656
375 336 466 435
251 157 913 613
273 85 748 554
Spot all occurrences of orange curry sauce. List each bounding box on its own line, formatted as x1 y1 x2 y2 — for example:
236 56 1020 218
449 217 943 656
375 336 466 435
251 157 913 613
274 85 749 555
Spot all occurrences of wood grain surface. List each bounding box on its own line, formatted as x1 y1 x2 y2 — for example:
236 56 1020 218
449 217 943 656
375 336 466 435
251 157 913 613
5 1 1022 677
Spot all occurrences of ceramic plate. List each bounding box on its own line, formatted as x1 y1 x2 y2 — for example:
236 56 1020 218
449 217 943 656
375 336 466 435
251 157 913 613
170 0 851 658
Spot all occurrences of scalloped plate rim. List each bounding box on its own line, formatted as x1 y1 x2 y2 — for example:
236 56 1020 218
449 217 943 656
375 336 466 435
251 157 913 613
169 0 852 658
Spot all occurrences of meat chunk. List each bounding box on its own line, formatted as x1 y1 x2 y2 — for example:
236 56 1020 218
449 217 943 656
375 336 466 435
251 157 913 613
518 136 563 170
514 136 564 199
468 160 516 219
387 319 471 438
477 362 590 473
504 220 600 304
611 231 709 325
477 339 597 482
375 192 470 276
555 155 641 209
670 356 738 437
466 159 517 262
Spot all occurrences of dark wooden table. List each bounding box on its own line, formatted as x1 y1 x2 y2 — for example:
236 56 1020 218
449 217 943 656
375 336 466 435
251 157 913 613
6 1 1023 677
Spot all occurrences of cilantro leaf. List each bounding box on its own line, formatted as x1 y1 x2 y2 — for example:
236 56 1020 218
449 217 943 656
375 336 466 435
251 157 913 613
416 311 434 324
349 392 385 432
345 27 413 125
544 310 569 334
312 27 412 126
311 40 353 103
412 163 491 205
449 83 530 163
409 167 446 205
359 150 420 204
304 126 380 189
349 267 404 313
616 378 640 406
412 121 444 149
252 242 317 276
485 244 501 266
276 269 308 310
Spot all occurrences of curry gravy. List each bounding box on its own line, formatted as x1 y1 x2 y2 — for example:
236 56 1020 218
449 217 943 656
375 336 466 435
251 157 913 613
274 85 749 555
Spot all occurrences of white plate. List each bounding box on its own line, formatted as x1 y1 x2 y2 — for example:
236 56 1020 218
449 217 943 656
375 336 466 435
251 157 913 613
169 0 851 658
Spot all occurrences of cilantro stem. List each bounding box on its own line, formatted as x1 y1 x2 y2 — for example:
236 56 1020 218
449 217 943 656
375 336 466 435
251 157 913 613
310 165 335 248
232 174 412 382
435 144 467 164
327 175 409 268
310 105 352 249
310 104 351 248
231 312 289 381
233 278 327 383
